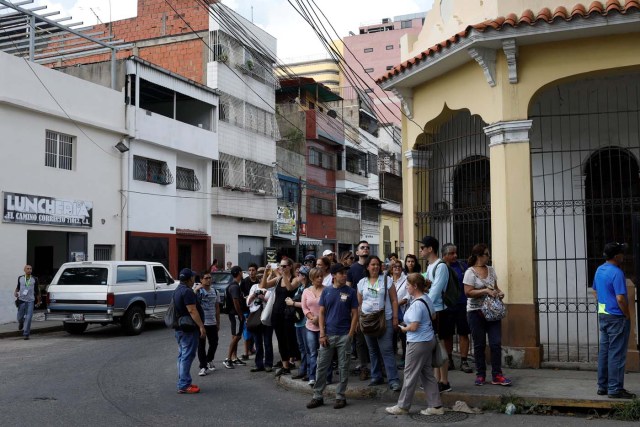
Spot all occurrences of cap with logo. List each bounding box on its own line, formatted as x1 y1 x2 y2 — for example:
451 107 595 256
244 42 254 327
330 263 349 275
179 268 195 280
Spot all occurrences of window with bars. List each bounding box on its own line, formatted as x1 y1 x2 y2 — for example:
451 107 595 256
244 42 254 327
45 130 73 170
133 156 173 185
176 167 201 191
337 193 360 213
212 160 229 187
309 148 334 170
310 197 334 216
368 153 379 174
94 245 113 261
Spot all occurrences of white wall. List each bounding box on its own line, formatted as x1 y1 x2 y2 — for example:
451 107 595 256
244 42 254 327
0 52 124 323
211 216 271 267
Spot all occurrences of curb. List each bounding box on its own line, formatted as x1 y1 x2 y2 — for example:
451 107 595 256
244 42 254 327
277 375 620 410
0 325 64 339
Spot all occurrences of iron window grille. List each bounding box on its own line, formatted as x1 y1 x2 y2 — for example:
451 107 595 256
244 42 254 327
94 245 113 261
133 156 173 185
176 167 201 191
310 197 334 215
45 130 73 170
337 193 360 213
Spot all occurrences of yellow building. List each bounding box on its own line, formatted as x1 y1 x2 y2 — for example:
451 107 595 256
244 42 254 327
380 0 640 369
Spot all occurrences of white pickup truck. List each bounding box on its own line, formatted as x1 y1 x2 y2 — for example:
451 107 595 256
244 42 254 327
45 261 177 335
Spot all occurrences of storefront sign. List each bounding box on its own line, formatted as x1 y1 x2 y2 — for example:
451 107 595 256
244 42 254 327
265 247 277 264
3 192 93 228
274 205 297 236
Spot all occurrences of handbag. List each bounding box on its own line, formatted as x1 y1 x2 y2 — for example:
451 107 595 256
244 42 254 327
481 294 507 321
15 298 22 308
261 287 276 326
417 298 448 368
359 273 388 338
247 306 263 332
284 285 305 322
178 314 197 332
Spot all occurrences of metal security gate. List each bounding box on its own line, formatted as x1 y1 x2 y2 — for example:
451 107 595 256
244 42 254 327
415 110 491 264
530 72 640 364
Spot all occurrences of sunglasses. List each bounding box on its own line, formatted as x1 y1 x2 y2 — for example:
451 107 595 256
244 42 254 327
280 264 289 268
359 246 370 250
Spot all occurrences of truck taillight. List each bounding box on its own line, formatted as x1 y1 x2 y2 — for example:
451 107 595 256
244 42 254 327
107 293 115 306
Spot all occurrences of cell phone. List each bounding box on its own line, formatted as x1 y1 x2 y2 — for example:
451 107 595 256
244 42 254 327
270 263 278 269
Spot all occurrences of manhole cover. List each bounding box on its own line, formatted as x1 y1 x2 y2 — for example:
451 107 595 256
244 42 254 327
410 412 469 423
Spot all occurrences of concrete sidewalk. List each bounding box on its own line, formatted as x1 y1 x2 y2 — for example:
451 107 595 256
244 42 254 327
0 310 64 338
277 360 640 411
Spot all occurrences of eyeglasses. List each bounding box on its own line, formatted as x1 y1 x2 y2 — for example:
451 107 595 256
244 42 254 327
392 265 402 269
359 246 370 250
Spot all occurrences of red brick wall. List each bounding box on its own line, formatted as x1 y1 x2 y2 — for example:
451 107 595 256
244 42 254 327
44 0 209 83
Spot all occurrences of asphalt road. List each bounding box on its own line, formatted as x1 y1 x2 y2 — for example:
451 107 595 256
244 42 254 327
0 318 633 427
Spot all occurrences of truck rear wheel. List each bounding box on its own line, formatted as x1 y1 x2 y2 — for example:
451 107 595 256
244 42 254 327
122 306 145 336
63 322 88 335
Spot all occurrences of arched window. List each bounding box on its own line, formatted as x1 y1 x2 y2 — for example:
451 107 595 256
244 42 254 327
585 147 640 283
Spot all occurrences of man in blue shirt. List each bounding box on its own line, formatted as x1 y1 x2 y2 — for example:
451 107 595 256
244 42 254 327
593 242 636 399
173 268 206 394
307 263 358 410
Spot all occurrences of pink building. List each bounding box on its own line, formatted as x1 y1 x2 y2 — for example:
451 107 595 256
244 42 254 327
342 13 425 126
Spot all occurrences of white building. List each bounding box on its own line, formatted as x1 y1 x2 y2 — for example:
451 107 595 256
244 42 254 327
207 3 279 268
0 52 126 323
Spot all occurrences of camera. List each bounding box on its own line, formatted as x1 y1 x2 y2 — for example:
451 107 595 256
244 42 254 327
254 289 264 296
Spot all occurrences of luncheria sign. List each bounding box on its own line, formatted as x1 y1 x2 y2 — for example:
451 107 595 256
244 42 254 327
3 192 93 228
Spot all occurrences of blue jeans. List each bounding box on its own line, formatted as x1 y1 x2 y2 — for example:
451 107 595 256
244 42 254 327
306 328 332 382
175 330 199 390
597 314 631 394
364 318 400 386
17 300 34 337
254 324 274 369
467 310 502 378
295 326 309 375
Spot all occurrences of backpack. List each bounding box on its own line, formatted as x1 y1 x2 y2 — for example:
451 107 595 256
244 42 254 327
431 261 461 309
164 291 179 328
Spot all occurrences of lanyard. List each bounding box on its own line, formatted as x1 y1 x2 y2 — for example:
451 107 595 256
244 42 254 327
25 277 31 287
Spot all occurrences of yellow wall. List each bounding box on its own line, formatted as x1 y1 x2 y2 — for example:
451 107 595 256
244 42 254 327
380 212 401 258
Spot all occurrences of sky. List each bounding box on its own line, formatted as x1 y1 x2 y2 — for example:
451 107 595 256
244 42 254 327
19 0 434 61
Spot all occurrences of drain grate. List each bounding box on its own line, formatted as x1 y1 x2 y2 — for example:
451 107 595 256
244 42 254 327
410 412 469 423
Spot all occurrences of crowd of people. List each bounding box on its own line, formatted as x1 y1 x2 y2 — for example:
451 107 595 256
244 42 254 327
169 235 637 409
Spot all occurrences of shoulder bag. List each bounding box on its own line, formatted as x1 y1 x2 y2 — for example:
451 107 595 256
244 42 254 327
261 282 277 326
359 273 388 338
416 298 448 368
477 268 507 322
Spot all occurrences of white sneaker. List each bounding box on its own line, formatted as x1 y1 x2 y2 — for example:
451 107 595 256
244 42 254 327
420 407 444 416
198 368 207 376
385 405 408 415
308 380 316 387
207 362 216 372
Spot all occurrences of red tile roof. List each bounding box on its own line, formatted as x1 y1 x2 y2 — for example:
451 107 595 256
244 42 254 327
378 0 640 84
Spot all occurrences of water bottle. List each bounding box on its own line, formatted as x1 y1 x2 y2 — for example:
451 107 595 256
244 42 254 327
505 403 516 415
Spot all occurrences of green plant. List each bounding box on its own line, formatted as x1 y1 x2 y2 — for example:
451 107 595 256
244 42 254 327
246 59 254 70
612 398 640 421
482 393 551 415
218 53 228 63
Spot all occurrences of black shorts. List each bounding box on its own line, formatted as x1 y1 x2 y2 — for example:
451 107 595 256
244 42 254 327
437 307 471 339
228 313 245 337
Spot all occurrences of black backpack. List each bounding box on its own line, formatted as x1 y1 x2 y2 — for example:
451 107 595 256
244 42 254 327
432 261 461 308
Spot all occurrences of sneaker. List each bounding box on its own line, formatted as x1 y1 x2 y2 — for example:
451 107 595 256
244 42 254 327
23 336 29 340
420 407 444 416
386 405 408 415
177 384 200 394
250 366 265 372
475 375 486 386
207 362 216 372
369 378 384 387
460 361 473 374
265 366 273 372
308 379 316 387
608 389 637 399
448 358 455 371
223 359 235 369
438 382 452 393
198 368 207 376
491 374 512 386
232 358 247 366
241 354 249 361
359 367 370 381
306 398 324 409
390 381 402 392
333 399 347 409
597 388 607 396
18 321 24 331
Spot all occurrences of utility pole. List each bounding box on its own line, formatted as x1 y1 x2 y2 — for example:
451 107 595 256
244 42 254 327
295 176 303 262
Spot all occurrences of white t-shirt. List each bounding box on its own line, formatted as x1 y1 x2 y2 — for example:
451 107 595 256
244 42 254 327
247 283 272 313
462 266 497 311
322 273 333 287
393 274 408 312
357 275 393 319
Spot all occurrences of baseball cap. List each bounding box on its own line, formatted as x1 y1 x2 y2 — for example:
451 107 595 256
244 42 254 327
330 263 349 275
418 236 439 251
322 249 334 257
230 266 243 277
179 268 195 280
304 254 316 261
603 242 626 259
298 266 311 277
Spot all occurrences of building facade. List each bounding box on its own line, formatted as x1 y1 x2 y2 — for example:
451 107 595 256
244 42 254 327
0 52 126 323
380 0 640 369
